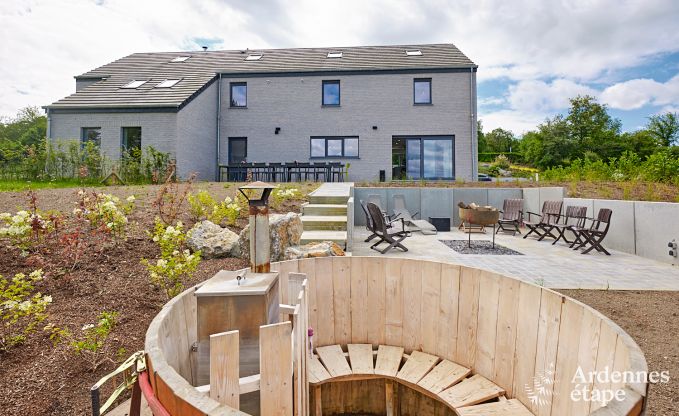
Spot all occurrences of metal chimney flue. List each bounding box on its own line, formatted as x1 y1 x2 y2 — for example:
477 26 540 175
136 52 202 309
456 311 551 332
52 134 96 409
238 181 277 273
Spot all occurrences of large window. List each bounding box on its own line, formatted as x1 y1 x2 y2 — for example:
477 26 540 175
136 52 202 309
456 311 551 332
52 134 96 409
414 78 432 104
121 127 142 155
393 136 454 180
310 137 358 158
322 80 340 106
230 82 247 107
81 127 101 147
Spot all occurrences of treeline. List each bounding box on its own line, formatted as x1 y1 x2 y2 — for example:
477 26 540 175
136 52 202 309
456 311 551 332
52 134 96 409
479 96 679 182
0 106 171 184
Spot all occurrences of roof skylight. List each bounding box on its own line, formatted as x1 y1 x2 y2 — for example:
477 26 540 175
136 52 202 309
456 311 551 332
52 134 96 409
156 79 181 88
406 50 423 56
170 56 191 62
245 54 263 61
327 52 343 58
121 80 147 89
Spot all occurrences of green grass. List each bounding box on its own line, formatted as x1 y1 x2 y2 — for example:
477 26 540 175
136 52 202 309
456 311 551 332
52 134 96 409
0 179 104 192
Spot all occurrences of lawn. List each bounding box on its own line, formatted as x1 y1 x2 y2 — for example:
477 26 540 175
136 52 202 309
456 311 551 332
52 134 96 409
0 178 103 192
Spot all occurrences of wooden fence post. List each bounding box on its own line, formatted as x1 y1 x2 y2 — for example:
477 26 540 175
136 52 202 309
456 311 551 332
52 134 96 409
260 322 293 416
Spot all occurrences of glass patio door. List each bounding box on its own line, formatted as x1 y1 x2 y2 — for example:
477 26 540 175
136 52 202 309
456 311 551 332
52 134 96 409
403 136 454 180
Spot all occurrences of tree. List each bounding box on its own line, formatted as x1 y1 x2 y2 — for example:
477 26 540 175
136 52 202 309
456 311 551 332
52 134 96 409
0 106 47 146
484 128 516 153
620 130 660 159
477 120 487 153
566 95 622 160
646 112 679 147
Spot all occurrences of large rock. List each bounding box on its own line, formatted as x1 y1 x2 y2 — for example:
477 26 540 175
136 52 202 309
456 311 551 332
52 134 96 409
238 212 303 262
284 241 346 260
187 220 240 258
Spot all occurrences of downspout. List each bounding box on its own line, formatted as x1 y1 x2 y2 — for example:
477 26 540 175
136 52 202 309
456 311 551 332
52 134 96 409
215 73 222 181
469 67 477 180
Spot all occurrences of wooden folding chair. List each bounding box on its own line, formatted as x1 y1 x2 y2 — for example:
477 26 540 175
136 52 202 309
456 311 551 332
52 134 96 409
523 200 563 240
367 202 410 254
546 205 588 245
496 199 523 235
571 208 613 255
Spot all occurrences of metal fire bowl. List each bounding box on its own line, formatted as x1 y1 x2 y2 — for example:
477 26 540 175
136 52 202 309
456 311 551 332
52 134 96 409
459 207 500 225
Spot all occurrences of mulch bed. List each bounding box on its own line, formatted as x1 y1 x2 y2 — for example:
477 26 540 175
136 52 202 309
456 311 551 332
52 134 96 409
0 182 311 415
558 290 679 415
439 239 523 255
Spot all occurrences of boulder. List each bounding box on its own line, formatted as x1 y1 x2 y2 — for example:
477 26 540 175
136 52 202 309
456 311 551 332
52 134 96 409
284 241 346 260
238 212 303 262
187 220 240 258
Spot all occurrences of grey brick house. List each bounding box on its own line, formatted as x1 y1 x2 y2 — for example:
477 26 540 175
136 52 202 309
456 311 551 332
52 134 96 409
45 43 478 181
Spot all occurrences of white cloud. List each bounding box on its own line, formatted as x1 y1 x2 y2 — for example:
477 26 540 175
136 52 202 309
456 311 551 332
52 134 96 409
507 79 597 113
600 74 679 110
1 0 679 119
481 109 550 135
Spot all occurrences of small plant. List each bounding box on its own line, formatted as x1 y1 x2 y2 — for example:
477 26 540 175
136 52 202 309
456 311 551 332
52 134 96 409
142 219 201 299
74 190 135 239
153 169 195 225
188 190 241 226
493 154 511 170
47 311 119 371
270 187 301 210
0 270 52 352
0 192 59 251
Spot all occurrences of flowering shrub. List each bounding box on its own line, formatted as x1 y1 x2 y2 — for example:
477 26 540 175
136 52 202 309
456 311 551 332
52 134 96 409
47 310 119 371
0 193 59 251
0 270 52 351
270 187 301 210
142 219 201 299
74 191 135 239
188 190 241 226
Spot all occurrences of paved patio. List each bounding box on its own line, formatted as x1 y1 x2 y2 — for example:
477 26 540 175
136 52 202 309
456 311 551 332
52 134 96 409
351 226 679 290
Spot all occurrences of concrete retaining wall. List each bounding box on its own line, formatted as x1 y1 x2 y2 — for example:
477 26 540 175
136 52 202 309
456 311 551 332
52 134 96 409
566 197 679 266
352 187 678 266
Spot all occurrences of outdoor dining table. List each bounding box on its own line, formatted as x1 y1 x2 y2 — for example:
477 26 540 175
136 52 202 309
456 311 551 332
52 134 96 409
219 162 344 182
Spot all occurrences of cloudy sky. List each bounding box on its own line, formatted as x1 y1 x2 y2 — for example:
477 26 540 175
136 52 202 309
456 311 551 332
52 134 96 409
1 0 678 135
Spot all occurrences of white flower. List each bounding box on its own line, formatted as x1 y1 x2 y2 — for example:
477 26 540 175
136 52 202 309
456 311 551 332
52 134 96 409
156 259 168 268
42 295 52 304
81 323 95 331
172 250 179 256
152 235 159 242
126 195 136 202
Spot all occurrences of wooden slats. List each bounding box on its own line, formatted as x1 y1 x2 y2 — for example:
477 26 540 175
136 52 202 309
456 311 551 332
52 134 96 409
456 398 533 415
316 345 352 377
308 356 332 384
348 344 374 374
260 322 293 416
209 330 239 408
438 374 505 408
375 345 404 377
396 350 439 384
417 359 470 394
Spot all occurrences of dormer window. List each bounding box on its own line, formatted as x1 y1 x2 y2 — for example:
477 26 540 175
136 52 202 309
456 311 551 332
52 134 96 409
121 80 147 89
326 52 343 58
170 56 191 62
156 79 181 88
245 54 262 61
406 50 422 56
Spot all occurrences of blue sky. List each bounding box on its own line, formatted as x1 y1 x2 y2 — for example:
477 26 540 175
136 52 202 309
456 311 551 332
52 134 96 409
1 0 678 136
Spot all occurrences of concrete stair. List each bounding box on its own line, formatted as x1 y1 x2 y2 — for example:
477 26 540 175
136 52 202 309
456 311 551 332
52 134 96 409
300 183 353 249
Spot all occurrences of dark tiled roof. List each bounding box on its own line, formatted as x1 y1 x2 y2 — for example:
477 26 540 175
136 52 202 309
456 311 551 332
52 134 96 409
47 43 475 110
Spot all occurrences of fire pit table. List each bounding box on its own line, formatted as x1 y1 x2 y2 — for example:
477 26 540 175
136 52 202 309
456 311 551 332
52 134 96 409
459 206 500 248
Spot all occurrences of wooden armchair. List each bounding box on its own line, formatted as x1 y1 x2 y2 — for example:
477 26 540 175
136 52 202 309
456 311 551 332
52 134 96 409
522 200 563 240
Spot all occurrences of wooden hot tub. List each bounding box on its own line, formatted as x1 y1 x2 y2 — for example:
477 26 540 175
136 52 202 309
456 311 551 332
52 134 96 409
144 257 648 416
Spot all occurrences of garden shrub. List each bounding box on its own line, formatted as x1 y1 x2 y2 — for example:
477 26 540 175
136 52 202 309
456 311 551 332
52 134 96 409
188 190 241 226
142 219 201 299
270 187 301 210
492 154 511 170
74 191 135 239
0 270 52 352
0 192 59 251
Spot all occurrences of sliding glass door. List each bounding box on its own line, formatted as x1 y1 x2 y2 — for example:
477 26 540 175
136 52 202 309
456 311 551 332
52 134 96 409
395 136 454 180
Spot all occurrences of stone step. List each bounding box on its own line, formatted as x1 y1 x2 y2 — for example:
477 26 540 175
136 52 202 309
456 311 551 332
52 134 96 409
308 195 350 204
302 203 348 216
301 215 347 231
300 230 347 247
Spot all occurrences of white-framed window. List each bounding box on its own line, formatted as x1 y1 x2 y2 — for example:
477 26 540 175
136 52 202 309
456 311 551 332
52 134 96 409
156 79 181 88
121 80 147 89
310 137 359 158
